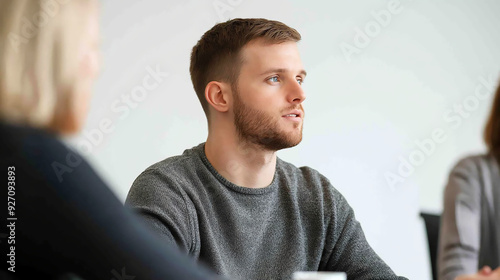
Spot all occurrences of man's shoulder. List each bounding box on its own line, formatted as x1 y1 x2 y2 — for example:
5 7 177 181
130 143 206 193
277 157 327 178
128 144 206 203
142 143 204 175
277 158 352 222
277 158 335 192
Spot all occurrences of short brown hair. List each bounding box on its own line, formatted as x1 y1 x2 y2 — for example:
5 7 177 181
189 18 301 117
484 80 500 158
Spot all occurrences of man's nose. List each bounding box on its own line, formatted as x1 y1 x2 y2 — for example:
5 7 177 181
287 79 306 104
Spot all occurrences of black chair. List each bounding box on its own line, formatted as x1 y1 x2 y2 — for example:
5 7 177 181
420 212 441 280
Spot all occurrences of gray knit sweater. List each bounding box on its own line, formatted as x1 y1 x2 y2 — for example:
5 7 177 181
126 143 407 280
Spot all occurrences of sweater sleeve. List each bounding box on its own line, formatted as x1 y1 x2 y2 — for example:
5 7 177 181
126 168 198 254
438 157 481 280
323 187 407 280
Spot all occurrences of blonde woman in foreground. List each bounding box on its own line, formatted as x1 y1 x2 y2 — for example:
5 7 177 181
0 1 217 279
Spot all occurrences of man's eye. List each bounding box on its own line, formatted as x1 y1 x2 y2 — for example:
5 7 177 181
297 78 304 85
268 76 279 83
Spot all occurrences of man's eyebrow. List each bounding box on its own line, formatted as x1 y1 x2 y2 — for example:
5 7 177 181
259 68 307 77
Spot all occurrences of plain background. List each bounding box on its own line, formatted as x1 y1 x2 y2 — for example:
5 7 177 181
65 1 500 279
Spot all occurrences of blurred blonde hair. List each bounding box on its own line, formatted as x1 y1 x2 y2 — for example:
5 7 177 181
0 0 95 133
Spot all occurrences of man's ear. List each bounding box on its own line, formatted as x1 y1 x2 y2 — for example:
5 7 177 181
205 81 231 113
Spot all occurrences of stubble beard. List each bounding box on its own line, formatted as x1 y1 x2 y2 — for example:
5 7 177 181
232 87 303 152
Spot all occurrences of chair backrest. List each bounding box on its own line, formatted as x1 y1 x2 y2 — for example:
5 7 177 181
420 212 441 280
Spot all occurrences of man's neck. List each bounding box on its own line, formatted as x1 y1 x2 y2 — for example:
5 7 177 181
204 132 277 189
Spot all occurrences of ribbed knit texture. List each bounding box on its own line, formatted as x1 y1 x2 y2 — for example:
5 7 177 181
126 143 407 280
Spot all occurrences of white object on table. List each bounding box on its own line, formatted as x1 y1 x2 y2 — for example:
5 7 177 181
293 271 347 280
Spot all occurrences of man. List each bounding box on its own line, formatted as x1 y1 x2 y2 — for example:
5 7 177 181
126 18 407 280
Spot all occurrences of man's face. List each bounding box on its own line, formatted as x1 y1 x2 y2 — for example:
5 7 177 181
232 39 306 151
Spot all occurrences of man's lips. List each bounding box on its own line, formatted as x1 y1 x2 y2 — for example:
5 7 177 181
282 110 303 123
282 109 303 118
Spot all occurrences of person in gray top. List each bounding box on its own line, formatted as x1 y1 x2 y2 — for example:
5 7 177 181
126 18 406 280
438 80 500 280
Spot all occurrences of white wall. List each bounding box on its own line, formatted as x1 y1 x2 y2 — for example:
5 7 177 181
66 1 500 279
